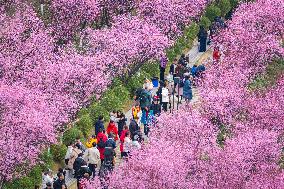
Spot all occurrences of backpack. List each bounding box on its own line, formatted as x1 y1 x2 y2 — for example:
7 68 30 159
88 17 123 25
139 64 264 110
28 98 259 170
104 147 114 162
97 137 106 148
106 138 115 148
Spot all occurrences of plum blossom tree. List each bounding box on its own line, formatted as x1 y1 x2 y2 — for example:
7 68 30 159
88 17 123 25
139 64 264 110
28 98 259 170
200 0 284 125
85 108 217 188
0 0 171 183
50 0 100 43
0 85 56 181
86 15 171 75
137 0 208 38
85 0 284 188
0 6 108 181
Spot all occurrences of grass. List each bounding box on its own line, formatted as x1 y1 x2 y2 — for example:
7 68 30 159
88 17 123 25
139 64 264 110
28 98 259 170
216 124 232 148
248 59 284 91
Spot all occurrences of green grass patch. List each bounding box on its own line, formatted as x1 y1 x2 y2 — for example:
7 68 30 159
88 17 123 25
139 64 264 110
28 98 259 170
248 59 284 91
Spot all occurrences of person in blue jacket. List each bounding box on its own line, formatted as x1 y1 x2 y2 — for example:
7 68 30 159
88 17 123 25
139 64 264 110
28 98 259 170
191 65 198 78
197 64 206 78
183 74 193 105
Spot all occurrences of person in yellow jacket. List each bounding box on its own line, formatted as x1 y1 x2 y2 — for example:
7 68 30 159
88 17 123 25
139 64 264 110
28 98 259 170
132 105 141 120
86 135 97 148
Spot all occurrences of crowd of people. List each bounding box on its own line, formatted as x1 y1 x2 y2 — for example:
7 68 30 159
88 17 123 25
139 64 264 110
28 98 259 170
40 22 222 189
40 50 216 189
41 91 161 189
159 55 206 109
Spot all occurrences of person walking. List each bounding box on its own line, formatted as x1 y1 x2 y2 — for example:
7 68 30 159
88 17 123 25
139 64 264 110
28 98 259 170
178 54 187 67
106 133 116 149
169 59 178 77
96 129 107 164
76 161 92 188
198 26 208 52
150 97 162 116
94 116 104 136
122 132 131 158
73 152 85 178
120 125 129 158
161 83 170 112
117 113 127 137
129 118 139 140
67 143 82 172
183 74 193 105
159 56 168 81
106 120 118 141
85 135 97 149
42 170 53 188
64 143 73 168
53 172 67 189
83 142 100 177
104 135 116 167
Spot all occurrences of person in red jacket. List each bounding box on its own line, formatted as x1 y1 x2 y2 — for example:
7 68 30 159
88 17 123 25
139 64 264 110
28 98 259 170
96 129 107 164
213 46 221 64
120 125 129 158
106 120 118 141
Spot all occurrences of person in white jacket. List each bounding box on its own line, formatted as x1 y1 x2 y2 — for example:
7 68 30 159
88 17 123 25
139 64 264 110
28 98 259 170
161 83 170 112
132 135 141 150
83 142 100 177
123 132 132 158
42 170 53 188
64 143 73 168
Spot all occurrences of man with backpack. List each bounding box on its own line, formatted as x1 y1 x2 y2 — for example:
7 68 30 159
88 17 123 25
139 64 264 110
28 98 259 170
73 152 85 178
104 144 115 167
106 133 116 149
137 87 151 110
96 128 107 164
76 161 92 188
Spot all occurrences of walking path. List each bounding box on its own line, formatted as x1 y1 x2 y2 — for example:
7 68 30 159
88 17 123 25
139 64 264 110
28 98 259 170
65 40 212 189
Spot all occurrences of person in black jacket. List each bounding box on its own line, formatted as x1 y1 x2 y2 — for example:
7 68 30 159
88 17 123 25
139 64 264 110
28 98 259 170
169 59 178 77
117 113 127 137
178 54 187 67
76 161 92 187
44 182 52 189
157 81 164 105
150 97 162 116
94 116 104 136
53 173 67 189
198 26 208 52
129 118 139 140
73 152 85 178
